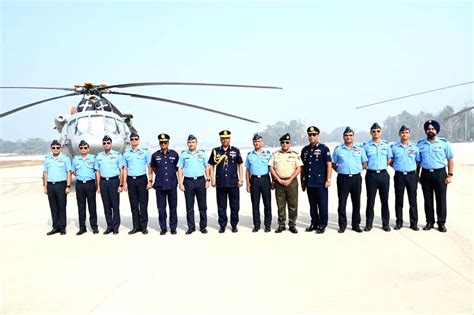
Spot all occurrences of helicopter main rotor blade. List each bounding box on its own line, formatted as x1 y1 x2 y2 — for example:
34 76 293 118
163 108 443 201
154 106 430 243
0 93 77 118
442 106 474 121
355 81 474 109
103 82 283 90
100 96 124 117
0 86 75 91
110 91 260 123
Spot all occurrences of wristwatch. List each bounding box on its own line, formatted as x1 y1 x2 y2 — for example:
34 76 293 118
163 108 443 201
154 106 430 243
66 185 71 188
148 179 153 183
448 173 453 176
206 178 211 182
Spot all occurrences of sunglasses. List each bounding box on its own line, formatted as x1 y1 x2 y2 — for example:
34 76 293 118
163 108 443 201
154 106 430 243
102 141 111 145
371 129 381 133
308 134 318 137
280 141 290 144
159 141 169 144
79 146 88 150
130 137 139 141
51 146 61 149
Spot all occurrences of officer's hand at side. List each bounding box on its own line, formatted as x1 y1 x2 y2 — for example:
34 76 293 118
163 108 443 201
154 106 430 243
118 186 123 193
445 176 452 184
246 184 250 193
238 179 243 187
43 186 47 194
96 187 100 194
179 183 185 192
122 183 128 192
65 187 71 194
146 182 153 190
211 180 216 187
205 181 210 189
325 180 331 188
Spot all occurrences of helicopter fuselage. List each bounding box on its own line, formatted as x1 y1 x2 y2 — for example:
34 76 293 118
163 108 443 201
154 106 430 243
56 110 131 157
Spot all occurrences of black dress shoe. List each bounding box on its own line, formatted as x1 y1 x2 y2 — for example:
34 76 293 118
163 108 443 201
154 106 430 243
92 228 99 234
103 228 113 235
410 225 419 231
252 227 260 232
383 226 391 232
171 230 177 235
275 226 286 233
364 226 372 232
128 228 140 235
338 228 345 233
160 230 167 235
200 227 208 234
46 228 59 236
316 228 325 234
264 227 271 232
142 228 148 235
76 229 87 236
352 226 363 233
305 226 316 232
394 224 402 230
113 229 119 235
60 230 66 235
423 223 434 231
289 226 298 234
231 226 238 233
185 228 195 235
438 224 447 233
219 227 225 233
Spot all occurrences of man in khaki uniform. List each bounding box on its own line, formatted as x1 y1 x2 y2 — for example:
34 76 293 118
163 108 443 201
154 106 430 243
269 133 303 233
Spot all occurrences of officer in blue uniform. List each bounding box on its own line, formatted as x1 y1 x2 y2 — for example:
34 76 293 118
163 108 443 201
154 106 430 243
390 125 420 231
150 133 179 235
209 130 244 233
300 126 332 234
72 140 99 235
177 134 210 235
43 140 72 235
363 123 393 232
123 132 152 235
332 127 368 233
95 135 124 235
417 120 454 232
244 133 272 232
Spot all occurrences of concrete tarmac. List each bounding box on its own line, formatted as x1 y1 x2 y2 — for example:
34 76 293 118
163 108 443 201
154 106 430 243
1 144 472 315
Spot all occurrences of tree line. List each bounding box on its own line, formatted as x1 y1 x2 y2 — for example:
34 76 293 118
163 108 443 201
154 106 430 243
1 104 472 154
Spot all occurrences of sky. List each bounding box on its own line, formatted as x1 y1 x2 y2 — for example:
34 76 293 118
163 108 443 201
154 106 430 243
0 0 472 148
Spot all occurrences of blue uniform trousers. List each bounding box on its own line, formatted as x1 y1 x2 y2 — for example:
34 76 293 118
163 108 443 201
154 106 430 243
306 186 328 229
126 175 149 230
420 168 447 225
47 181 67 230
394 171 418 226
156 188 177 231
216 187 240 228
365 170 390 227
336 174 362 229
75 180 98 229
183 176 207 230
250 175 272 229
99 177 121 230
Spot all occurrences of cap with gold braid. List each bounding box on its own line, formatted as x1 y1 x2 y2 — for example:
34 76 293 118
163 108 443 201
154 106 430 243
219 130 231 138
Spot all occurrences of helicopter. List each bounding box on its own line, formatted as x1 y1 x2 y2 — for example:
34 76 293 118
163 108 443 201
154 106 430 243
0 81 282 157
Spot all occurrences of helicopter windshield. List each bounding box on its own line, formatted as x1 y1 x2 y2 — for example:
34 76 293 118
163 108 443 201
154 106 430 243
76 117 88 135
105 116 119 134
67 119 76 135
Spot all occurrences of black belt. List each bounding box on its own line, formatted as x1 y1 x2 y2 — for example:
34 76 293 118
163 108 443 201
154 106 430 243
128 174 146 180
395 171 415 175
338 173 360 177
48 180 66 185
184 176 204 180
422 167 445 173
251 174 269 178
100 176 118 181
366 169 387 174
77 179 95 184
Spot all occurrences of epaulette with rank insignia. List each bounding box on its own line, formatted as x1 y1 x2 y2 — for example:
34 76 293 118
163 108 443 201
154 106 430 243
382 140 388 144
438 137 448 142
291 150 299 154
417 139 424 144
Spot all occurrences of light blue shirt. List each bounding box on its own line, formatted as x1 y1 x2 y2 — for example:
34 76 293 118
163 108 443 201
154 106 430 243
418 137 453 169
332 143 368 175
123 147 151 176
43 153 72 182
177 149 208 178
391 141 420 172
363 139 393 171
244 149 271 176
72 154 96 181
94 150 124 178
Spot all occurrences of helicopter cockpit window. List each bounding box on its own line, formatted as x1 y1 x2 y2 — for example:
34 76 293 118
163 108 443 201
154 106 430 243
90 115 105 135
105 117 119 134
76 117 89 135
117 120 126 136
67 119 77 136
